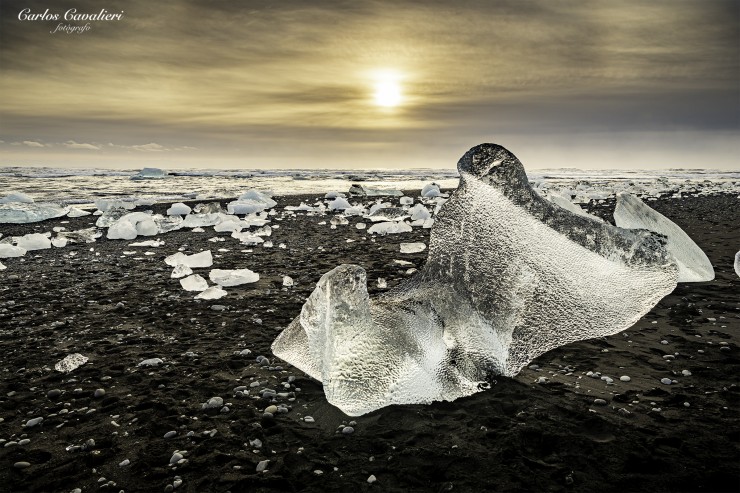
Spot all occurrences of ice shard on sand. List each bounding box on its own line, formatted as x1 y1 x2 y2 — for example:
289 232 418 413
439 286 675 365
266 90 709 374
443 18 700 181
273 143 701 416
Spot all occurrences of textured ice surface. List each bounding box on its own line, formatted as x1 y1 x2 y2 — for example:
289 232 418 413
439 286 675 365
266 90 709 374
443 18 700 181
171 264 193 278
421 183 443 198
164 250 213 268
614 192 714 282
55 353 88 373
57 228 101 243
273 143 682 416
209 268 259 286
0 202 69 224
367 208 410 222
735 251 740 278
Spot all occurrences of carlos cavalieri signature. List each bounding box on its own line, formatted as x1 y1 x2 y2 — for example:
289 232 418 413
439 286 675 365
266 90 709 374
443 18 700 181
17 8 125 34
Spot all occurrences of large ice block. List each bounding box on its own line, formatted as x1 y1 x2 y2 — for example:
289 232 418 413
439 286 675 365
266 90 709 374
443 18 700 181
273 143 682 416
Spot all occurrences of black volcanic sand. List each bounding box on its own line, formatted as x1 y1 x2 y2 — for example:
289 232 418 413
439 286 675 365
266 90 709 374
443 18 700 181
0 192 738 493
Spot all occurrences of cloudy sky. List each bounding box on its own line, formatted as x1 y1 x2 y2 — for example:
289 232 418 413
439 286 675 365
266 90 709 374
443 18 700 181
1 0 738 169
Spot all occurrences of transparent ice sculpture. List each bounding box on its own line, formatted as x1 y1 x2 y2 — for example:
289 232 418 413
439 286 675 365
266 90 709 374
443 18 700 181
272 143 684 416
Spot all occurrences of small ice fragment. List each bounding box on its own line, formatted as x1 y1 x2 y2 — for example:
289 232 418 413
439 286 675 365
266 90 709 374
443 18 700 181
356 223 367 230
171 264 193 278
180 274 209 292
735 251 740 278
328 197 352 211
54 353 88 373
67 207 91 218
367 222 412 235
377 278 387 288
138 358 163 367
283 276 294 287
196 286 227 300
400 242 426 254
164 250 213 268
0 244 26 258
209 269 259 286
15 233 51 251
0 261 5 270
167 203 192 216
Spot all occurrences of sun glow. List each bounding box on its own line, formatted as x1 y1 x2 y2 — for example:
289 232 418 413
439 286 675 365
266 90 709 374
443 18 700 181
373 70 403 108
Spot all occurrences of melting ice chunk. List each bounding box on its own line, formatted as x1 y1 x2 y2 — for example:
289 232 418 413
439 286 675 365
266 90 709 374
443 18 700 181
67 207 92 218
171 264 193 278
734 251 740 278
614 192 714 282
209 268 259 286
272 143 682 416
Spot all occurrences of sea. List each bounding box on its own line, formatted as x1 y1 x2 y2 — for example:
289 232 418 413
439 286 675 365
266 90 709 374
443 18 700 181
0 167 737 206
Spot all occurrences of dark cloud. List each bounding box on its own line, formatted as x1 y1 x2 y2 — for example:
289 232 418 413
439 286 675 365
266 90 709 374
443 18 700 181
0 0 738 168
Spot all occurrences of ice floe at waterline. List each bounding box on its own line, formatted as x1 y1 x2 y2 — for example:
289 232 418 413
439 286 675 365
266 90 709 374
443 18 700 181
614 192 714 282
272 143 688 416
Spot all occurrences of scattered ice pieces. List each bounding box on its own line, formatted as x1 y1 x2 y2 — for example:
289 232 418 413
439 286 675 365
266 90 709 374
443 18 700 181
256 460 270 472
377 278 387 288
180 274 209 292
367 475 377 484
400 242 426 254
660 378 673 385
54 353 89 373
164 250 213 268
195 286 227 300
209 268 259 286
283 276 294 287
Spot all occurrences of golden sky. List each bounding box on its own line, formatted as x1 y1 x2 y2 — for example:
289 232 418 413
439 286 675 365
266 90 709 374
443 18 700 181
1 0 738 169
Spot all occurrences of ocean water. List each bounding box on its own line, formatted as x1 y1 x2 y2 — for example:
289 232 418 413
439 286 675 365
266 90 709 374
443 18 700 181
0 166 737 205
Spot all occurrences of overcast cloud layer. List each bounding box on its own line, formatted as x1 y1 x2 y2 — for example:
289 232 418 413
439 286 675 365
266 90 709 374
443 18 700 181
1 0 738 169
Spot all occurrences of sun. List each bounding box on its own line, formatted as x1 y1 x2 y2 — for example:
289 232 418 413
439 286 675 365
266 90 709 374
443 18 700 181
373 71 403 108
